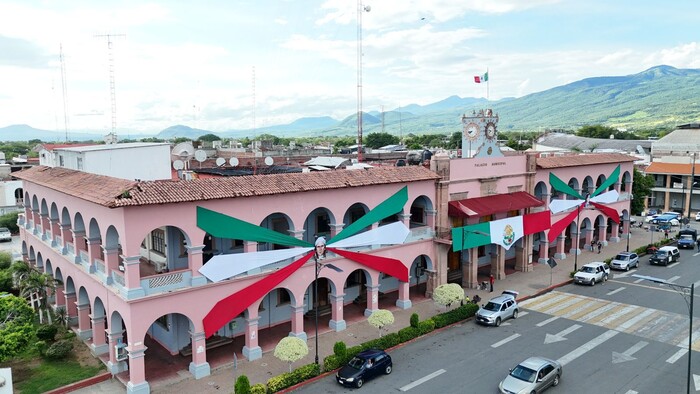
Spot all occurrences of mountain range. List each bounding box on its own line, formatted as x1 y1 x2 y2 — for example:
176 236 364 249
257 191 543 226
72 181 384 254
2 65 699 142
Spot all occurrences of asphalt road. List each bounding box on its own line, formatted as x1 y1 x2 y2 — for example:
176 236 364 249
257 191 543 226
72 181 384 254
295 236 700 394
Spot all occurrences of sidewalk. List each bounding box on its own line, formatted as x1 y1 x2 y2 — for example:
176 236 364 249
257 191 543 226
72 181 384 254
78 225 656 394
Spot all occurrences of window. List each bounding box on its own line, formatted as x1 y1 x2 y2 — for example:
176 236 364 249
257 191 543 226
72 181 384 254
410 206 425 225
77 157 83 170
151 229 165 255
59 155 64 167
277 289 291 306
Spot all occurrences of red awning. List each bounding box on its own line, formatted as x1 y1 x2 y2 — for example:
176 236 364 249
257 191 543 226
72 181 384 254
448 191 545 218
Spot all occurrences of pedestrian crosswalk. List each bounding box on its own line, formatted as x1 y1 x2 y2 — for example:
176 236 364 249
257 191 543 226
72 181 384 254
519 291 700 352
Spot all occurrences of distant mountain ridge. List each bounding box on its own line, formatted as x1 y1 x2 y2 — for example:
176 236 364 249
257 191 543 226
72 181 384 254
2 65 699 142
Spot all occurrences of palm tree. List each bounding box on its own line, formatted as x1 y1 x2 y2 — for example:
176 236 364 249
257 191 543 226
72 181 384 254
10 261 61 324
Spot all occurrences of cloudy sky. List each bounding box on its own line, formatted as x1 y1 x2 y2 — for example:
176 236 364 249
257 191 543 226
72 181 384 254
1 0 698 135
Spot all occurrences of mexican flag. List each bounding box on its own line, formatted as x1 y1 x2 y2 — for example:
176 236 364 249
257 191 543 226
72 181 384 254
474 72 488 83
452 210 550 252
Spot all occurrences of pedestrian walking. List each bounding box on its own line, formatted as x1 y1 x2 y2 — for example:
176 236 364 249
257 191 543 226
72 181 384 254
597 241 602 254
489 274 494 292
696 238 700 251
590 240 595 252
664 229 669 239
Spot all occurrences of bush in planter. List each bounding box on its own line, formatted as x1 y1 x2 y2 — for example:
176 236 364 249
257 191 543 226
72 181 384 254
266 363 320 392
234 375 251 394
333 341 347 358
398 326 421 342
417 319 435 334
250 383 266 394
410 313 419 328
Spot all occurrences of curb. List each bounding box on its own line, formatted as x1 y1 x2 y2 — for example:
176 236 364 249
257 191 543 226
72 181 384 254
44 372 113 394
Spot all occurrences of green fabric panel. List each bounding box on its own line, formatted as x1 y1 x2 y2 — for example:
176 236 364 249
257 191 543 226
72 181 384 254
592 165 620 197
452 222 491 252
196 206 312 247
549 172 584 200
329 186 408 244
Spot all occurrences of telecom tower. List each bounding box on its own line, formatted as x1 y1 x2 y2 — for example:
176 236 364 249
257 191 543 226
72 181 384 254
95 33 125 142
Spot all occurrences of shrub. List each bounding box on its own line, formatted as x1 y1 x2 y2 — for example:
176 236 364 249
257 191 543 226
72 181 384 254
367 309 394 337
398 326 421 342
266 363 319 393
250 383 266 394
234 374 251 394
410 313 419 328
44 339 73 360
333 341 347 358
417 319 436 335
36 324 58 341
432 303 478 328
432 283 465 309
34 340 48 356
293 363 320 381
273 337 308 373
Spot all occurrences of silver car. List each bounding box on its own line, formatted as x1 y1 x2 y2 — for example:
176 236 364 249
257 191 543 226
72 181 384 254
610 252 639 271
475 291 519 327
499 356 562 394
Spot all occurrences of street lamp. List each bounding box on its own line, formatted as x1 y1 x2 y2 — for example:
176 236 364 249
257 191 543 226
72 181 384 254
632 274 694 394
312 252 342 365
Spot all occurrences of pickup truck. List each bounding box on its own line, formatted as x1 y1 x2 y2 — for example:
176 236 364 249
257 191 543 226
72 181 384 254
573 262 610 286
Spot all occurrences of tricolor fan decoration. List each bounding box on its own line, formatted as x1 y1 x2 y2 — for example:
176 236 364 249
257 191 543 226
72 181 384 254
196 187 411 337
547 165 621 243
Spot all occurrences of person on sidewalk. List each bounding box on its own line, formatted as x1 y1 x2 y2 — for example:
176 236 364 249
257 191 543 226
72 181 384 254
489 274 494 292
597 241 602 254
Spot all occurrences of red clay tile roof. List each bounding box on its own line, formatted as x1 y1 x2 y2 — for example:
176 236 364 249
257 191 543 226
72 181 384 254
645 161 700 175
536 152 637 169
14 165 440 208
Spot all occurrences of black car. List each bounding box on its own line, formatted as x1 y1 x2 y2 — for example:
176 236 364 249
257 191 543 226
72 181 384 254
336 349 392 388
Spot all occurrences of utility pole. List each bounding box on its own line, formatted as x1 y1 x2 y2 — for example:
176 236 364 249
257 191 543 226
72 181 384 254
94 33 125 140
59 44 70 142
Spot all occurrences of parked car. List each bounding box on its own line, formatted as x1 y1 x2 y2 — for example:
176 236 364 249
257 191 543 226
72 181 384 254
610 252 639 271
336 349 392 388
650 214 678 225
696 212 700 221
645 214 660 223
573 262 609 286
475 291 519 327
499 356 563 394
0 227 10 242
649 246 680 266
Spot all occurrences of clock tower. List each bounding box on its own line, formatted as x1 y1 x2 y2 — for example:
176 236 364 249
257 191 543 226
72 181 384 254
460 109 503 158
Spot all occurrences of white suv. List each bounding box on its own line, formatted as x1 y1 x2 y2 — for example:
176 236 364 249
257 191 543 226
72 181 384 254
0 227 11 242
574 262 610 286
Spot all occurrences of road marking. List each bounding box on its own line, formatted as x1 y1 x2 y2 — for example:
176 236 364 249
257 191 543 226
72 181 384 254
557 330 618 366
491 334 521 348
633 278 645 283
600 305 639 325
693 279 700 289
578 302 620 322
612 341 648 363
544 324 581 344
667 348 688 364
667 275 681 283
537 316 559 327
541 296 584 314
399 369 446 391
615 308 657 331
614 271 633 278
607 287 626 296
625 391 638 394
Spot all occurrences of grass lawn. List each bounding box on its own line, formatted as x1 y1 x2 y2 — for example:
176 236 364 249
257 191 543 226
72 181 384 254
2 333 107 394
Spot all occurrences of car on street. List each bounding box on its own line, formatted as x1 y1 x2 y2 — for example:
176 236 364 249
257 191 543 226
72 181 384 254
499 356 563 394
336 349 392 388
649 246 680 266
475 291 519 327
0 227 10 242
573 262 609 286
650 214 679 225
610 252 639 271
645 214 660 223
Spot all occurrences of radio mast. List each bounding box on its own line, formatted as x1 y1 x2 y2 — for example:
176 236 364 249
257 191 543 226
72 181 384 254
94 33 125 141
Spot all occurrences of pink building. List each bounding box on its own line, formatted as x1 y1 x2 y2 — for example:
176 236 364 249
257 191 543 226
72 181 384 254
14 111 635 393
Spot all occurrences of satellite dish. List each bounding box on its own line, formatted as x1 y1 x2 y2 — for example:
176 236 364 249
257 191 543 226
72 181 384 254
364 5 371 12
171 142 195 160
264 156 274 166
216 157 226 167
173 160 184 170
229 157 239 167
194 150 207 162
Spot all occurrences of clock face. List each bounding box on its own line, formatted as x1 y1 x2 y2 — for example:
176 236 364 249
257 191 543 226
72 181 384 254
465 122 480 141
485 122 497 139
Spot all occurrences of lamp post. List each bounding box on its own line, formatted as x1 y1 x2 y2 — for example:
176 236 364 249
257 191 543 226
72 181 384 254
632 274 694 394
312 253 342 365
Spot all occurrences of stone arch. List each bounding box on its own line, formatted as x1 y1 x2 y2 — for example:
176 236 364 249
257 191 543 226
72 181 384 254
343 203 370 233
408 254 432 286
408 195 433 228
40 197 49 216
61 207 72 226
104 225 120 250
257 212 294 252
50 202 59 221
304 207 335 242
140 225 191 274
534 181 548 201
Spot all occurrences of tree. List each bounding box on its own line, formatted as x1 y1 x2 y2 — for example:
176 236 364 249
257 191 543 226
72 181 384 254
10 261 60 324
0 292 34 362
197 133 221 142
274 336 308 372
234 375 251 394
0 212 19 234
432 283 465 310
367 309 394 338
364 132 399 149
631 167 655 215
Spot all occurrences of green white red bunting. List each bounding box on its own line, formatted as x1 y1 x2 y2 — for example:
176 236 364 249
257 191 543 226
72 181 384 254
452 210 550 252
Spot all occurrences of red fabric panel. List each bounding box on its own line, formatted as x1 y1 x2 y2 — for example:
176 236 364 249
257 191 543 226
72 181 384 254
203 253 313 338
449 191 545 218
329 248 409 282
547 206 581 243
523 210 551 235
590 202 620 223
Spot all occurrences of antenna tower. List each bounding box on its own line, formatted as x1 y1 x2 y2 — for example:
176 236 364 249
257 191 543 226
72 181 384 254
357 2 370 162
252 66 256 135
59 44 70 142
94 33 125 139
